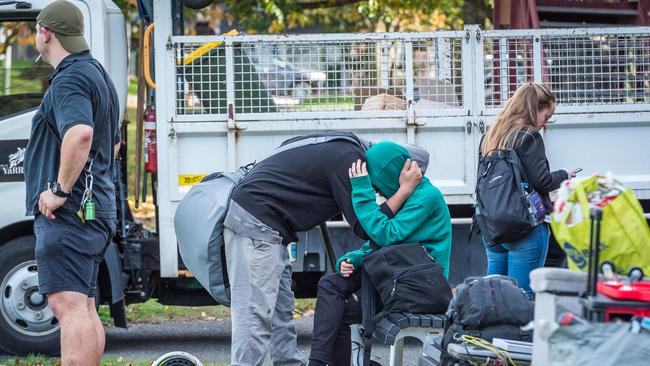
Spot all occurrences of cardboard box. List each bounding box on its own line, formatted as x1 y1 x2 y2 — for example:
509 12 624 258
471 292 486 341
361 93 406 111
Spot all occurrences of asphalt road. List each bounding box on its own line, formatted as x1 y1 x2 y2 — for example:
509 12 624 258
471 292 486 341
103 315 424 365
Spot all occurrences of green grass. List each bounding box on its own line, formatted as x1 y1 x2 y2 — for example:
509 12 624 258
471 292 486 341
0 356 227 366
289 95 355 111
98 298 316 325
301 95 355 105
98 299 231 325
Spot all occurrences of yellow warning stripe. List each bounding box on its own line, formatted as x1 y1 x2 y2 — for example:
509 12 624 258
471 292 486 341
181 29 239 65
178 174 208 186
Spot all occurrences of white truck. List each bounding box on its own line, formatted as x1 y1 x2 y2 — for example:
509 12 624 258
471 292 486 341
0 0 649 355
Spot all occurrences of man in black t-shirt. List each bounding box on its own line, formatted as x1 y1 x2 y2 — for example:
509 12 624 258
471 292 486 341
23 1 120 364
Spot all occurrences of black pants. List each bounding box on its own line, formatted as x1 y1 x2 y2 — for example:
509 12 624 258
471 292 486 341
310 271 363 366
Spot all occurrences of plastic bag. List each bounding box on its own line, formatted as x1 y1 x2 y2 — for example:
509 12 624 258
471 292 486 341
550 174 650 275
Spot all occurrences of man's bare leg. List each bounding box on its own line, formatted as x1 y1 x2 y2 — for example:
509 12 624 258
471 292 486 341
48 291 98 366
87 297 105 362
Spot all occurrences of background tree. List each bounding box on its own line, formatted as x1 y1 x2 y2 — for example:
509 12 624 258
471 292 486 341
111 1 493 34
218 0 457 33
215 0 492 34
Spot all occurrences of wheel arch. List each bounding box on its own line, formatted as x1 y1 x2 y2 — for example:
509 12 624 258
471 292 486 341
0 220 34 246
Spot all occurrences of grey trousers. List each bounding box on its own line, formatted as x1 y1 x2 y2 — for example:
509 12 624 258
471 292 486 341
224 201 307 366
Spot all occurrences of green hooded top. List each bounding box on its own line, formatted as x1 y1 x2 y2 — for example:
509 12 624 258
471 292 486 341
336 141 452 277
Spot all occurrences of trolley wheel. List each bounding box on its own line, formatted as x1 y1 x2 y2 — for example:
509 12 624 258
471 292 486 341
628 267 644 282
151 351 203 366
600 261 616 280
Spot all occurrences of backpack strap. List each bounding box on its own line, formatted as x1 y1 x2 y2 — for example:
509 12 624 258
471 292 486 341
243 132 371 178
506 128 535 184
471 134 488 244
272 134 369 158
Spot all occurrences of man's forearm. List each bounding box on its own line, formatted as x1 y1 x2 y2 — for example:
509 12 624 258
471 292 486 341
57 125 93 192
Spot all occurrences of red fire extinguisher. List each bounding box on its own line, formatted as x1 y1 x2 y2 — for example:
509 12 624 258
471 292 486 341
144 104 157 174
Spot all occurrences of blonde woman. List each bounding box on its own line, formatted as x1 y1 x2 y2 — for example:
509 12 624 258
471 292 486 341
479 83 575 296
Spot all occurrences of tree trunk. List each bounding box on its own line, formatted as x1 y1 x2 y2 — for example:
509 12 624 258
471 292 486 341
462 0 493 28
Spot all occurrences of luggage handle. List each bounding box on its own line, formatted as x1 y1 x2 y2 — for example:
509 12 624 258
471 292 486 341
587 207 604 297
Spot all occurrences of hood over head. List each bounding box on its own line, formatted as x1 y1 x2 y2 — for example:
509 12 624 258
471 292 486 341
365 141 410 197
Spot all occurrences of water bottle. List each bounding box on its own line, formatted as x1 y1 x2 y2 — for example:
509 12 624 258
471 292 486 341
84 200 96 221
288 242 297 263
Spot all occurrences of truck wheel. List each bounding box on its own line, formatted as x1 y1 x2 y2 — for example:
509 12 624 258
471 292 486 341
0 236 60 355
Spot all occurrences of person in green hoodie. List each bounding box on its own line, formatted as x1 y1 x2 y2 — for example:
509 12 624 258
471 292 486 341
308 141 452 366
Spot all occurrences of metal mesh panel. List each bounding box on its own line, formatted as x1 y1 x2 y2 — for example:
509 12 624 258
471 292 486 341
173 35 468 116
174 30 650 117
174 38 415 115
176 42 228 115
412 38 463 109
483 36 535 108
541 34 650 105
236 40 407 113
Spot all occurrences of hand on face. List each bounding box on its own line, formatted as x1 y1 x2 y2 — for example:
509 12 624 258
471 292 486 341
398 159 422 193
348 159 368 178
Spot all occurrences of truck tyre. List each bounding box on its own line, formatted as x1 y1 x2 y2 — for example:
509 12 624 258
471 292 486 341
0 236 60 355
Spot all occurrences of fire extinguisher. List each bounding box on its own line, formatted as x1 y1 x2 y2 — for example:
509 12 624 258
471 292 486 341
144 104 157 174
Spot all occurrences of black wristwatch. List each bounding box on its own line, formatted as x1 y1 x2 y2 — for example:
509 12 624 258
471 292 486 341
50 182 72 198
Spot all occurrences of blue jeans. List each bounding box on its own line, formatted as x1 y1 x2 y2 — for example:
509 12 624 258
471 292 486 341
483 223 550 296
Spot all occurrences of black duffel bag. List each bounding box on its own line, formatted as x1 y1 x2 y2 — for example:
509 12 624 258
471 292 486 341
360 243 452 366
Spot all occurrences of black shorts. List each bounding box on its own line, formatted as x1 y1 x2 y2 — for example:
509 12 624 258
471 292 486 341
34 212 116 297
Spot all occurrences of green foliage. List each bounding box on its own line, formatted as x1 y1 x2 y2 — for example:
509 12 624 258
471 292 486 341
113 0 137 19
106 1 492 35
213 0 492 33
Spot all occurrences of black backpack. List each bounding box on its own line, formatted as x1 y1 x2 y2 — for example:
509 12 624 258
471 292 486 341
473 147 538 246
442 276 534 349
